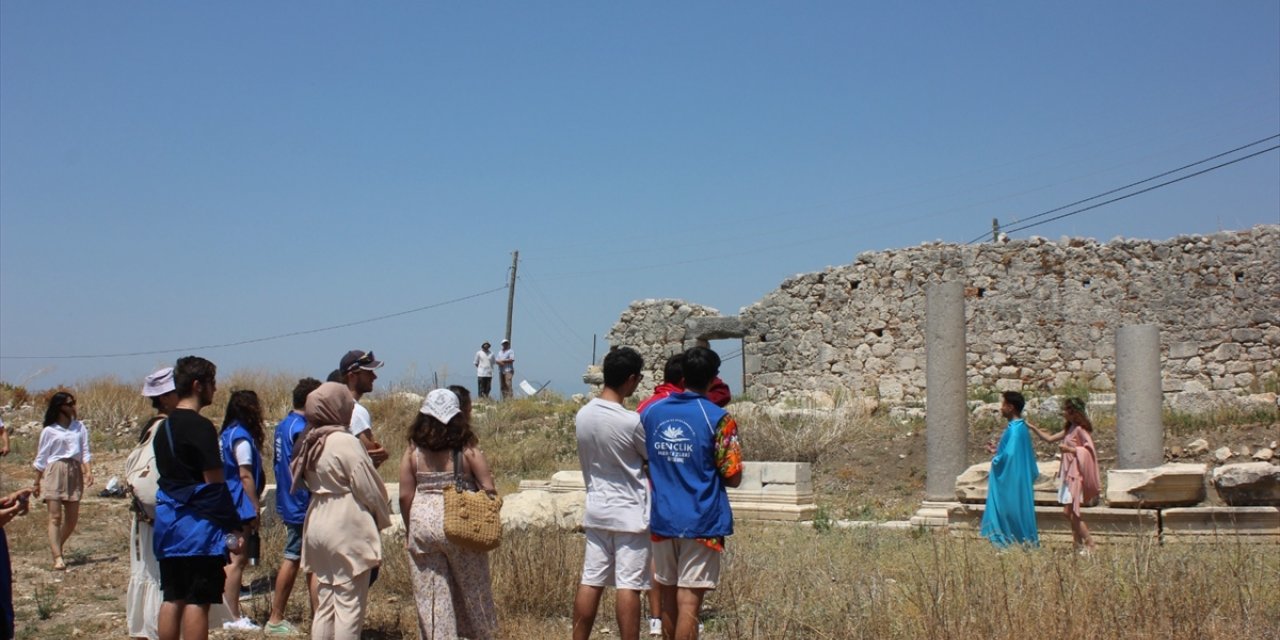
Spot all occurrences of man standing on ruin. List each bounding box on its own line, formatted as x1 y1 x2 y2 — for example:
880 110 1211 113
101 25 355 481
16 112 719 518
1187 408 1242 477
496 339 516 400
641 347 742 640
474 341 495 400
340 350 390 467
573 347 648 640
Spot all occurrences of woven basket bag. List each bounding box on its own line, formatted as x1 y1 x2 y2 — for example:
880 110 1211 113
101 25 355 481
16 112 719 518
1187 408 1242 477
443 449 503 551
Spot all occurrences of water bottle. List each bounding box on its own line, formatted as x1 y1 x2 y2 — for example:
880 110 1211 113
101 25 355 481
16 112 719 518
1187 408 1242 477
224 533 242 553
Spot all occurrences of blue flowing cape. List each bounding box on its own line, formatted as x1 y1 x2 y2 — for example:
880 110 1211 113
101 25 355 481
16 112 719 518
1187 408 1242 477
980 418 1040 548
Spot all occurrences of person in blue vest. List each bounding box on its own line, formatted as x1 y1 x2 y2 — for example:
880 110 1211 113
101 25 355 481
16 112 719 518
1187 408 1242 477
218 389 267 631
980 391 1040 548
641 347 742 640
265 377 322 636
153 356 243 640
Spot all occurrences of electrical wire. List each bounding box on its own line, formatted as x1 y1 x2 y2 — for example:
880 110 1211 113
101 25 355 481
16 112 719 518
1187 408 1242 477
0 285 508 360
966 134 1280 244
999 144 1279 237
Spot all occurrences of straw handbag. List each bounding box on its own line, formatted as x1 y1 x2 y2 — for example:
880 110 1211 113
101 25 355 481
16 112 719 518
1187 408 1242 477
443 449 503 552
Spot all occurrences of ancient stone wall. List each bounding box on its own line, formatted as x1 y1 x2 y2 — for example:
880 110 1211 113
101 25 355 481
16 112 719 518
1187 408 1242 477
598 226 1280 405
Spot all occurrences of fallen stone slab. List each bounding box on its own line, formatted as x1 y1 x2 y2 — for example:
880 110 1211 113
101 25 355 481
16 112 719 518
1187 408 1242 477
500 489 585 531
1161 506 1280 543
1212 462 1280 506
1106 463 1207 507
954 460 1062 505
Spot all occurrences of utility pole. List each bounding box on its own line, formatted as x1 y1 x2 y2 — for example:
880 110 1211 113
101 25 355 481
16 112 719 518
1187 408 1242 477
991 218 1000 243
505 250 519 342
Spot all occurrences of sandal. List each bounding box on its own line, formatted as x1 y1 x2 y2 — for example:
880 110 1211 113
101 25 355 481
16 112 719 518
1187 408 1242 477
52 557 66 571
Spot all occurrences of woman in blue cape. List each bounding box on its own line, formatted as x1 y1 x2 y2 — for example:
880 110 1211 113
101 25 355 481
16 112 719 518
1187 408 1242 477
980 391 1039 548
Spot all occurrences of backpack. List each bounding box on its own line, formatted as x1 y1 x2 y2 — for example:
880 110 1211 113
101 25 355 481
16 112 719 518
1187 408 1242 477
124 416 164 524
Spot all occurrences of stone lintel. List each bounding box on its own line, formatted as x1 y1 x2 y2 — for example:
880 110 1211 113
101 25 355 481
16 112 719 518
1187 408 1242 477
685 316 745 341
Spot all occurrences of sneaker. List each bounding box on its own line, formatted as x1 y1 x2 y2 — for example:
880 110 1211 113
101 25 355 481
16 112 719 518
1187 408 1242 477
649 618 662 636
264 620 300 636
223 617 262 632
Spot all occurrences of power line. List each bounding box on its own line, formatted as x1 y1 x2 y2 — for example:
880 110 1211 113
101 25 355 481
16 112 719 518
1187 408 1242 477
0 285 508 360
999 144 1279 237
967 134 1280 244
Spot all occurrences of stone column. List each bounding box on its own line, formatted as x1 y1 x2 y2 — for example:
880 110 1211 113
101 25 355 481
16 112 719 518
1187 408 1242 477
1115 324 1164 469
924 282 968 501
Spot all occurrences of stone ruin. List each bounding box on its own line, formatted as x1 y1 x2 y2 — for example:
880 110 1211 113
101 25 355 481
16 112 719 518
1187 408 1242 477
588 225 1279 410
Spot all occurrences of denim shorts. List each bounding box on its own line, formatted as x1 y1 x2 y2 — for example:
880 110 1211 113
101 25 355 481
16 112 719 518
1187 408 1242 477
283 522 303 561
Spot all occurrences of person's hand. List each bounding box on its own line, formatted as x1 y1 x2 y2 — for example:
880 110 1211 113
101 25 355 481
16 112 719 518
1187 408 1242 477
368 444 390 468
1059 443 1074 454
31 482 41 500
0 444 9 456
85 471 95 487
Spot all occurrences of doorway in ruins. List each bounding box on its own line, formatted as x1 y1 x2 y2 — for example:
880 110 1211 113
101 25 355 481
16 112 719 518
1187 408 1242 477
707 338 745 399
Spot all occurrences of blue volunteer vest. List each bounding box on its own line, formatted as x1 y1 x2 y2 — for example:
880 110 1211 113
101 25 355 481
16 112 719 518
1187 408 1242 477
643 391 734 539
273 412 310 525
220 422 264 523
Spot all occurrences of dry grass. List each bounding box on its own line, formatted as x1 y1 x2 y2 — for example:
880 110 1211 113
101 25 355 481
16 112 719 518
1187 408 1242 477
2 373 1278 639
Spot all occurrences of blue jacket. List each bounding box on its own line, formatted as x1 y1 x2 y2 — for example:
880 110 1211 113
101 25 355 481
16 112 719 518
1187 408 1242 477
154 480 239 558
273 412 310 525
641 391 734 539
220 422 264 523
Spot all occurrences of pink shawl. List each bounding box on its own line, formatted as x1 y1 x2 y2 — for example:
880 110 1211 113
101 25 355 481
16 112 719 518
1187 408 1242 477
289 382 355 491
1061 425 1101 516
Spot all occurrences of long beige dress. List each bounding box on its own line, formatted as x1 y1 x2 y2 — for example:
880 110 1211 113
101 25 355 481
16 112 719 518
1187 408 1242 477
408 453 497 640
302 431 392 639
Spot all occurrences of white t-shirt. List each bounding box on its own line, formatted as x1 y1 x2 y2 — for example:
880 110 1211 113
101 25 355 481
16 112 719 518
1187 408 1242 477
575 398 648 533
474 350 494 377
350 402 372 439
497 348 515 373
233 439 254 466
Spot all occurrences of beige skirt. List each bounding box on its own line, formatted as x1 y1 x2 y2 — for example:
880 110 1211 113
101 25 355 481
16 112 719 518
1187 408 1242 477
41 458 84 502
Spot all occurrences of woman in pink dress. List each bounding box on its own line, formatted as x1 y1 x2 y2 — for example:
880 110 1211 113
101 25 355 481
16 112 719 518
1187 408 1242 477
1029 397 1101 552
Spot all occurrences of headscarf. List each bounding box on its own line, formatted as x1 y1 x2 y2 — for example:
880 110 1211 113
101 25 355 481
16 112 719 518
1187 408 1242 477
289 382 355 491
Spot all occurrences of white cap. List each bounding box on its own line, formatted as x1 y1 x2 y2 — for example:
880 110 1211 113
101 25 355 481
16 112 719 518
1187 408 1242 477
142 367 176 397
420 388 461 423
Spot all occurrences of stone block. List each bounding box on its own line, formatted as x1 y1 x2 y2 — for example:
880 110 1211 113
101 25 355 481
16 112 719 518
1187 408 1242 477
1212 462 1280 506
501 490 584 531
1106 463 1207 507
1161 506 1280 543
759 461 812 486
954 461 1061 505
550 470 585 492
736 463 764 491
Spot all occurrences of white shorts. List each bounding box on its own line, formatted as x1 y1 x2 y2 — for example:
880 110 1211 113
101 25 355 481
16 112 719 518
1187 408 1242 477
1058 483 1073 505
580 528 651 590
651 538 722 590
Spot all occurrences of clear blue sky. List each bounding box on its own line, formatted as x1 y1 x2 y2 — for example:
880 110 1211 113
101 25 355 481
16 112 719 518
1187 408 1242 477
2 3 1278 396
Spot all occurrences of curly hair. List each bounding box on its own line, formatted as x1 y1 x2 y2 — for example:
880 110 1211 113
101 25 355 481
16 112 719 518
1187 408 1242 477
221 389 266 450
1063 396 1093 432
409 389 478 452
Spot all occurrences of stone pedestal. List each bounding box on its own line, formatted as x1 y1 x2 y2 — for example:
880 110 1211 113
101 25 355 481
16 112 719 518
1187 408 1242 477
909 501 959 528
1161 506 1280 543
925 282 968 501
947 504 1160 543
1106 463 1208 507
1115 325 1164 469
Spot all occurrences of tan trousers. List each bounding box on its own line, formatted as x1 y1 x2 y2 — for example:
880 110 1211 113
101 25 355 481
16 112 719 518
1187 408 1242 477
311 569 371 640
